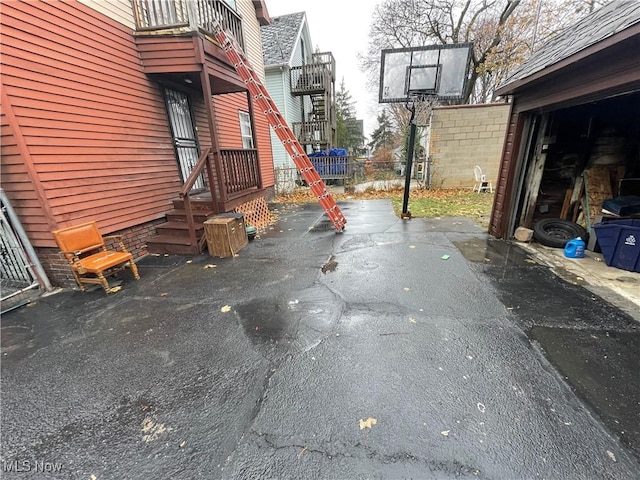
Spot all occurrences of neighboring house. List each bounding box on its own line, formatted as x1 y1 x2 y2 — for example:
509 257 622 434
0 0 274 288
260 12 336 181
490 0 640 240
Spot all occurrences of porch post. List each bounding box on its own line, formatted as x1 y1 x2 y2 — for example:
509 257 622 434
246 90 262 188
197 47 227 211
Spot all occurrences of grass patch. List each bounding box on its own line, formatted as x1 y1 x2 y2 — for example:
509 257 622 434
390 190 494 218
274 187 494 220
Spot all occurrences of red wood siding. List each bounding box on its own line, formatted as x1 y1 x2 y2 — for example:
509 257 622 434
136 35 202 73
254 106 274 188
212 92 274 187
0 0 182 247
213 92 246 149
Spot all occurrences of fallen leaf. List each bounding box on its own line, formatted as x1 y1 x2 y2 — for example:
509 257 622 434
203 264 217 269
160 292 169 297
359 417 377 430
108 286 122 293
441 430 450 436
297 446 308 459
221 305 232 313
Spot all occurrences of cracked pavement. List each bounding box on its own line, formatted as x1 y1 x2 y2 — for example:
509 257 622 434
1 200 639 479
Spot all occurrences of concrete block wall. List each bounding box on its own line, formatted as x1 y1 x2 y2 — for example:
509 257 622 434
429 103 510 189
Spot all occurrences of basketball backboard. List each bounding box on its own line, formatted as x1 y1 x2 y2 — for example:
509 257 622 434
379 43 473 103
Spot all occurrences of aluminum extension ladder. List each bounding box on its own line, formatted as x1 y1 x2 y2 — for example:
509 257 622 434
213 28 347 232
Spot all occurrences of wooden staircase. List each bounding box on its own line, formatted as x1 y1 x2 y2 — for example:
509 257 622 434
146 195 215 255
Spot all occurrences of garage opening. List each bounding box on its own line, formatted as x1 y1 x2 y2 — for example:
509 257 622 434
513 90 640 249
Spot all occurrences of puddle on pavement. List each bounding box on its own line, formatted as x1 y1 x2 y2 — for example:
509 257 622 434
530 326 640 457
453 238 536 266
236 285 343 361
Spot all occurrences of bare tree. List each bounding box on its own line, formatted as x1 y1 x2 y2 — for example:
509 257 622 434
360 0 525 104
359 0 612 105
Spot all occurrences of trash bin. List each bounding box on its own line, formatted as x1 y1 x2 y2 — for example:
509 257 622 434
594 221 640 272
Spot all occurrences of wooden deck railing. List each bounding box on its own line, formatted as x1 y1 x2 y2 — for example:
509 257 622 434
177 147 260 251
132 0 244 49
289 52 335 95
293 121 332 146
220 149 261 197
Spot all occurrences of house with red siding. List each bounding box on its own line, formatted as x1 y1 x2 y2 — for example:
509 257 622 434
0 0 275 288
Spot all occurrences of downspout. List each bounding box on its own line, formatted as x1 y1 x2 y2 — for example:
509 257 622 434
281 65 289 163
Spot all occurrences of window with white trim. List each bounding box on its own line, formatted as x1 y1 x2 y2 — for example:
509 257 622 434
239 111 254 149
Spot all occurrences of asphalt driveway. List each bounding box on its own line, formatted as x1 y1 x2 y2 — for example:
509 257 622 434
1 200 639 479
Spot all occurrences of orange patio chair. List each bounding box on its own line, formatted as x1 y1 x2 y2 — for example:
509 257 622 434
52 221 140 293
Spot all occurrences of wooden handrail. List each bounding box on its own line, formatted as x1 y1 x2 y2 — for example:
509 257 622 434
179 147 212 251
181 147 211 195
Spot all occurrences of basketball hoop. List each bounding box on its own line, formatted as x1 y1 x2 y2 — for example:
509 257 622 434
411 95 438 126
378 42 473 218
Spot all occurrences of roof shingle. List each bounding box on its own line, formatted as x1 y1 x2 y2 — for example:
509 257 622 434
261 12 305 67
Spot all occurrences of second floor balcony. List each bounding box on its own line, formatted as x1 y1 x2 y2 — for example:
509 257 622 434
290 52 336 96
132 0 244 50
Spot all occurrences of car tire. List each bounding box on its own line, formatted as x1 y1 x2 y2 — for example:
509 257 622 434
532 218 588 248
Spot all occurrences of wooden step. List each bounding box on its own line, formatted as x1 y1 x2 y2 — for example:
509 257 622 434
171 198 215 211
155 221 205 237
166 209 214 223
146 235 200 255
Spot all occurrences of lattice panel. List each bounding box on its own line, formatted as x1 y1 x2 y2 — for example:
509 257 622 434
234 197 274 230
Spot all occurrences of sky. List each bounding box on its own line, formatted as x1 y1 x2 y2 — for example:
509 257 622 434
263 0 381 139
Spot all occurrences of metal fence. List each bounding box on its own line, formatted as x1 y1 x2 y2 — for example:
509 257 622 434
1 189 51 311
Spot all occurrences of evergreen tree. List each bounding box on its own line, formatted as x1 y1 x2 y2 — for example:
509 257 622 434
368 109 395 152
335 79 364 154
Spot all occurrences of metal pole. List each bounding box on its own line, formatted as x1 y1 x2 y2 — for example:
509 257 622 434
401 104 417 218
0 188 53 291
